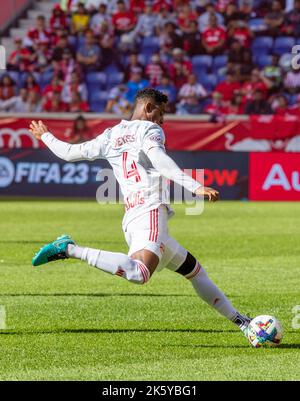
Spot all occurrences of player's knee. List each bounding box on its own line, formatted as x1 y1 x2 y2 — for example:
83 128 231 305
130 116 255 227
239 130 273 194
123 259 150 284
175 252 202 280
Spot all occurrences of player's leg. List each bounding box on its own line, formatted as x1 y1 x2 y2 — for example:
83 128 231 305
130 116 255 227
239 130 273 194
32 208 164 285
162 238 251 333
68 244 158 284
32 234 156 284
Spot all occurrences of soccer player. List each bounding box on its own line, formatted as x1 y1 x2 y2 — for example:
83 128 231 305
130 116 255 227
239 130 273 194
29 88 251 339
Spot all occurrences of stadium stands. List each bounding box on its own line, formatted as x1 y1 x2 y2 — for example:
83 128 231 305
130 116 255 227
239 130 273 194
0 0 300 117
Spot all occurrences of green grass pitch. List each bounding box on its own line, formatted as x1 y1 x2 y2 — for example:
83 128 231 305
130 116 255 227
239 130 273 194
0 200 299 381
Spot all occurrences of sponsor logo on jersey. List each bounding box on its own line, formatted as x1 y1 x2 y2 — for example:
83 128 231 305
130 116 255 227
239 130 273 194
149 135 163 143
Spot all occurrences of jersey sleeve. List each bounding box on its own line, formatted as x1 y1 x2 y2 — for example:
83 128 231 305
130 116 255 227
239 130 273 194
41 130 108 162
140 124 166 156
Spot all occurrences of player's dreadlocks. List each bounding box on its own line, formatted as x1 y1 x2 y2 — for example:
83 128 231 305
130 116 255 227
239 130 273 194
135 88 168 106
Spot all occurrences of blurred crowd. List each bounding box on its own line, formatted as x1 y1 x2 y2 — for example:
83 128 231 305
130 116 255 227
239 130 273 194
0 0 300 117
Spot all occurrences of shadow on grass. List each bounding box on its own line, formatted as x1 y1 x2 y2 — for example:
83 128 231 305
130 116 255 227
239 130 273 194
0 293 195 298
0 328 237 336
168 343 300 349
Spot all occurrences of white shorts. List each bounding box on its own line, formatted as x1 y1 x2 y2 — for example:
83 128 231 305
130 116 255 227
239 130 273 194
124 205 188 272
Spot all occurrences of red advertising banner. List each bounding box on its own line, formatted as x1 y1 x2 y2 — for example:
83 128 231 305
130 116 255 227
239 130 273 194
249 152 300 201
1 115 300 151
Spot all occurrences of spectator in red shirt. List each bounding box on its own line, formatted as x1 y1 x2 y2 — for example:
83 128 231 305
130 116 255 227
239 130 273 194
228 20 252 48
152 0 173 13
201 14 227 55
112 0 137 52
225 90 246 115
43 76 64 102
112 0 137 35
145 54 167 87
8 38 34 72
130 0 146 14
204 92 227 117
43 90 68 112
68 91 89 112
215 73 241 103
270 94 288 115
177 4 197 34
50 4 67 33
242 68 273 101
169 48 192 89
25 15 51 48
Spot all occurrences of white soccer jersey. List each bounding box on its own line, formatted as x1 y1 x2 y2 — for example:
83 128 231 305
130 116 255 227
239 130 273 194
100 119 172 228
42 119 200 230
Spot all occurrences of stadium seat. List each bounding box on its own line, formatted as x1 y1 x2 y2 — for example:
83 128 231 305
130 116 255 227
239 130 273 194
288 93 298 106
140 37 160 53
273 37 296 55
217 73 226 83
254 54 272 68
104 64 122 74
68 36 77 49
213 55 228 71
248 18 267 32
106 72 124 89
192 55 213 70
252 37 273 53
89 90 108 112
90 101 106 112
86 72 107 89
198 74 217 92
194 67 209 80
7 71 19 83
40 70 54 88
77 35 86 50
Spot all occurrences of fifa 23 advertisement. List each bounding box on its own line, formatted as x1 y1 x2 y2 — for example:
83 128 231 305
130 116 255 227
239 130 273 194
0 150 248 200
249 153 300 201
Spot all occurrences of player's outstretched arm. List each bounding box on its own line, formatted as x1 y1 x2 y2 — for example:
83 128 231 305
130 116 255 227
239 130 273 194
29 120 105 162
147 146 219 202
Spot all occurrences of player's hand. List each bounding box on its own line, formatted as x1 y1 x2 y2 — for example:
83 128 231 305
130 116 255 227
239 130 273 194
29 120 48 140
195 186 220 202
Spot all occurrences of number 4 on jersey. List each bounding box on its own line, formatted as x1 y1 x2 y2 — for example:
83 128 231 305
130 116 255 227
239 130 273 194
122 152 141 182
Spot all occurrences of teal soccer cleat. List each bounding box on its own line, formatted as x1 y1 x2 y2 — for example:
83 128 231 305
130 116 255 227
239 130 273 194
32 235 75 267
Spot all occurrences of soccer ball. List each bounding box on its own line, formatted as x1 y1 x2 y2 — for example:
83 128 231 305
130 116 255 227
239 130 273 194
247 315 283 348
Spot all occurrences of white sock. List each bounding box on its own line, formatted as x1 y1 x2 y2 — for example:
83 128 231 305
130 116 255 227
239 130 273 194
67 244 150 284
190 264 238 321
